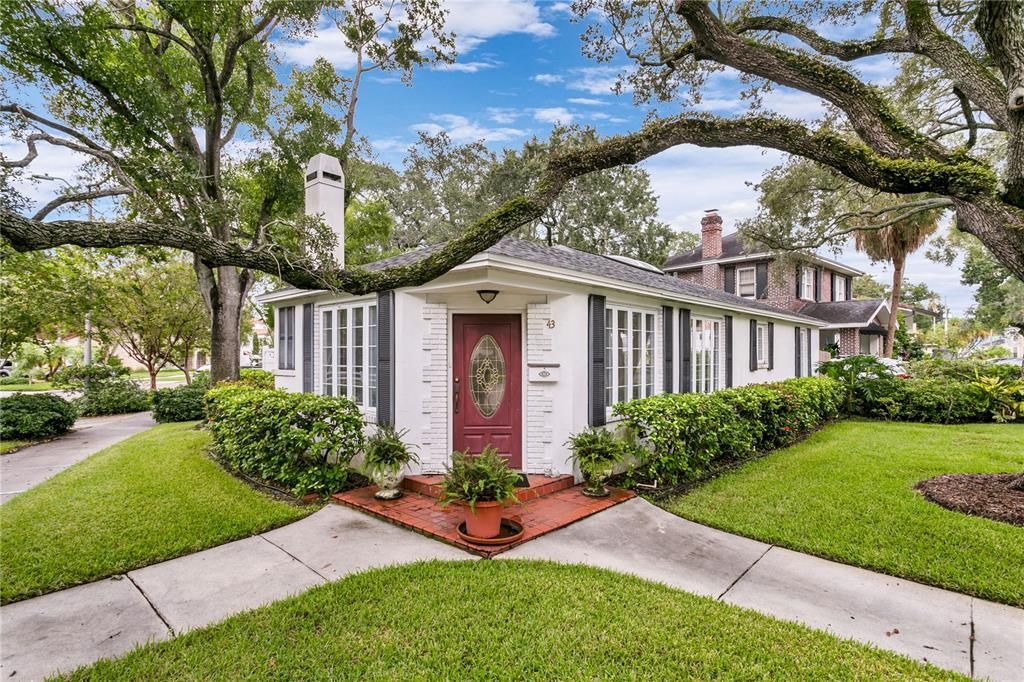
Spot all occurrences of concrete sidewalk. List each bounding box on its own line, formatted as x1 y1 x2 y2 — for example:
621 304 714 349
501 498 1024 681
1 412 157 503
2 497 1020 680
0 505 472 681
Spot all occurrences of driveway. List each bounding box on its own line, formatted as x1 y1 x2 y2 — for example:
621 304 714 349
0 412 157 503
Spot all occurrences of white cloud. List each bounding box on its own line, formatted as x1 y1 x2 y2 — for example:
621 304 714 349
487 107 521 124
281 1 555 68
567 66 629 95
532 73 563 85
532 106 574 124
445 0 556 43
548 2 572 13
568 97 605 105
434 59 501 73
371 137 410 154
410 113 526 143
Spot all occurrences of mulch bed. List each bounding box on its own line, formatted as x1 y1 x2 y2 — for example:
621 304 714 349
916 474 1024 526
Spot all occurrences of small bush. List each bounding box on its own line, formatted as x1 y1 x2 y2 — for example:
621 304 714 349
0 374 29 386
438 446 521 510
53 362 151 416
910 358 1021 383
238 368 274 389
0 393 77 439
205 385 364 496
152 384 207 423
76 380 151 416
614 377 843 486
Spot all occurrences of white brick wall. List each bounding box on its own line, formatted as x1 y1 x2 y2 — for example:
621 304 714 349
526 303 555 474
419 302 449 472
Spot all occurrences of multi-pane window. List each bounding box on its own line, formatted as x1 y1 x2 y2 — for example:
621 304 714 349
756 323 769 368
833 275 847 301
321 302 377 409
277 306 295 370
800 267 815 300
692 317 722 394
322 310 333 396
737 267 756 298
604 306 656 408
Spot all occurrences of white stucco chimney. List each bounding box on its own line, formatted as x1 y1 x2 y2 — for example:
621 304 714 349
304 153 345 267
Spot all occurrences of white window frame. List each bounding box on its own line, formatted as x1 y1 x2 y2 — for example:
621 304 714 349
756 323 769 368
320 300 377 409
833 275 847 301
691 316 723 394
605 304 657 412
277 306 295 370
737 266 756 298
800 267 815 301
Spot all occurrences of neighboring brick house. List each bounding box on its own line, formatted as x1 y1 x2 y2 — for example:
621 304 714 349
664 210 892 358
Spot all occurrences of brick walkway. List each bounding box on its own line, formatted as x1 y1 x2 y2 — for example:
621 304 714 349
333 474 634 557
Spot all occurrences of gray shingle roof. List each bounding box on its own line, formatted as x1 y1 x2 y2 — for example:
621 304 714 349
366 237 822 323
798 299 885 326
663 233 758 269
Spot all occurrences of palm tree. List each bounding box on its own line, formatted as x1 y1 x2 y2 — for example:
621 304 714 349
853 212 939 358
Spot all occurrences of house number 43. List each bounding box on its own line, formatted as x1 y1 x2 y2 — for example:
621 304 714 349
546 319 556 329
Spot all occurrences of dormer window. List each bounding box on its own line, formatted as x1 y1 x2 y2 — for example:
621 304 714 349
737 267 756 298
800 267 815 301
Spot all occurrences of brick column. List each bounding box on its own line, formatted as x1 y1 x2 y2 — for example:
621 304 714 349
700 210 723 289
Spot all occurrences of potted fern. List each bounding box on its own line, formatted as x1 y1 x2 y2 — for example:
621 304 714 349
566 427 623 497
439 446 520 539
363 425 418 500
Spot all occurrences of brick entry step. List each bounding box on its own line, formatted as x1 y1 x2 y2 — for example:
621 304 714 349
332 474 634 557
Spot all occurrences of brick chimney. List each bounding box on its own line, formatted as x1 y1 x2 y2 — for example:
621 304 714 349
304 153 345 267
701 209 723 289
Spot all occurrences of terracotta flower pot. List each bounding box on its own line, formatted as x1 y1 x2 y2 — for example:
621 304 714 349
464 500 504 539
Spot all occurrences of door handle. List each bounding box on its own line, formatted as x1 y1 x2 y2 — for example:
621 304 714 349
453 376 460 414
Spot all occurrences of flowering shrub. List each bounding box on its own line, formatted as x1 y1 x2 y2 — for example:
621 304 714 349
614 377 843 485
204 385 365 496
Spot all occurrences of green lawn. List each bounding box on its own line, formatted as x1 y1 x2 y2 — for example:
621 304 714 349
66 560 958 681
0 422 309 603
0 438 40 454
0 381 53 392
665 420 1024 606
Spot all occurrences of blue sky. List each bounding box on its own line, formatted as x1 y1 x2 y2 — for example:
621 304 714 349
3 0 976 315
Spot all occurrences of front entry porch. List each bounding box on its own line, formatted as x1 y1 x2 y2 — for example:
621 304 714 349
333 475 634 557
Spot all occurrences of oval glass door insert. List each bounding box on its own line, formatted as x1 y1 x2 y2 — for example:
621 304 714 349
470 334 505 418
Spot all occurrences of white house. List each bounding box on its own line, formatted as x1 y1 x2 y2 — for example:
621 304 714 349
259 154 825 477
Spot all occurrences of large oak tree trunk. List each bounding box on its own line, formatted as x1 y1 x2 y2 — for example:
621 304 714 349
195 260 251 383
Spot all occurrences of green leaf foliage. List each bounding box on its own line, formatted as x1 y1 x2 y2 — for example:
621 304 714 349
438 446 521 510
0 393 77 439
362 425 418 480
204 385 364 496
614 377 844 486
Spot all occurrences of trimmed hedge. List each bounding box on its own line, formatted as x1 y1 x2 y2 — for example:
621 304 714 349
52 363 151 416
238 368 274 389
152 384 206 423
205 385 364 496
0 393 77 439
614 377 843 485
909 358 1022 383
858 378 991 424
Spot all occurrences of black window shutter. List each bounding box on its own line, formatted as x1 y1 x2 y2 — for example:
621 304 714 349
768 322 775 370
662 305 674 393
588 294 607 426
846 275 853 300
679 308 692 393
724 266 736 294
794 326 802 378
830 272 836 301
749 319 758 372
376 291 396 426
724 315 733 387
814 267 822 302
302 303 314 392
755 262 768 299
796 265 802 298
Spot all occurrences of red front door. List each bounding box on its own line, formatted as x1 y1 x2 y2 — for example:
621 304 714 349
452 314 522 469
